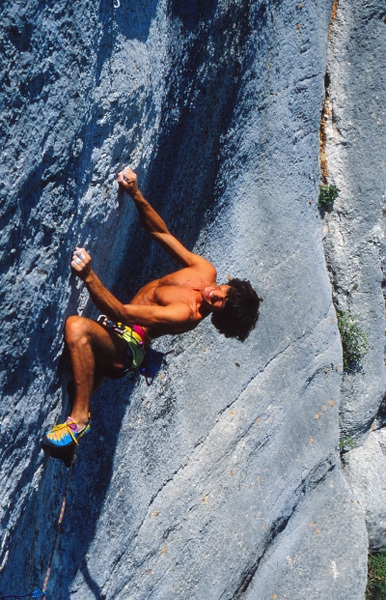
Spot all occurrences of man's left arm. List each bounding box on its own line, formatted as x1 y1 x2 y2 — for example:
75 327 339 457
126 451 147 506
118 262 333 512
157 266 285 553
118 166 215 275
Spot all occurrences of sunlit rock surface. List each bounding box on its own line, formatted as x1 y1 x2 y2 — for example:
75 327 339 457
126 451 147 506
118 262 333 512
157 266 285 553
1 0 384 598
343 429 386 552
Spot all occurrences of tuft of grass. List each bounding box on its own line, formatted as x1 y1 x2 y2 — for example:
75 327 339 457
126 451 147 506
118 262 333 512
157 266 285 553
339 436 356 450
367 553 386 599
336 309 370 372
318 184 340 208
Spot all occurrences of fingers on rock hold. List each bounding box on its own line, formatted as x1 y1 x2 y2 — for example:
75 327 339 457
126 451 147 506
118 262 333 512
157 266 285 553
72 248 88 263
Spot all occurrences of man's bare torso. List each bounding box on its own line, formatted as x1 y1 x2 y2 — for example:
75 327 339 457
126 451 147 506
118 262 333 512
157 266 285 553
130 265 217 339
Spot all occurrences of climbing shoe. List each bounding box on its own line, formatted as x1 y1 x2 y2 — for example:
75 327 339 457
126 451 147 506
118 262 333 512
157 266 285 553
42 417 90 449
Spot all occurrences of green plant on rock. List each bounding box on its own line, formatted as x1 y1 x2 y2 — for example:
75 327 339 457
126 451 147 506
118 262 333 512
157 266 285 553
366 553 386 599
339 437 356 450
336 309 370 372
318 184 340 207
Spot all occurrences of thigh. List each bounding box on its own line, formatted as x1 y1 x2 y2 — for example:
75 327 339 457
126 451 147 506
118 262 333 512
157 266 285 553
87 320 129 377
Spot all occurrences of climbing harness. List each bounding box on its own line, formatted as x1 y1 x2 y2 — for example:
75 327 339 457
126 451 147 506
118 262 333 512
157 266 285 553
97 314 173 384
0 451 77 600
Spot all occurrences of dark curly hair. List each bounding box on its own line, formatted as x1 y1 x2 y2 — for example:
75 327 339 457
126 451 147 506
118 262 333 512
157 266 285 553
211 278 262 342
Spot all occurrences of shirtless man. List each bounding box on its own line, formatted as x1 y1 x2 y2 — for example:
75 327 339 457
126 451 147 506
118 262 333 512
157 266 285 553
43 166 261 455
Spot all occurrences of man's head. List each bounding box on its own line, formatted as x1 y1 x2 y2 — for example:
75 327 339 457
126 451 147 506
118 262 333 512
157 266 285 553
210 278 262 342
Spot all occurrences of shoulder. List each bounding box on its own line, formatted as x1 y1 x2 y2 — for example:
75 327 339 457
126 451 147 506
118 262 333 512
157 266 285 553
188 255 217 278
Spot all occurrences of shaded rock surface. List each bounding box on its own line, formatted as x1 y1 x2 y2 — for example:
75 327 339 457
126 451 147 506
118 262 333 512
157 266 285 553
0 0 384 598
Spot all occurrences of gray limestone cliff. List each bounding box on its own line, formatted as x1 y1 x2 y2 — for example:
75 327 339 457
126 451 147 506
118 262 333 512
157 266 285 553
0 0 385 598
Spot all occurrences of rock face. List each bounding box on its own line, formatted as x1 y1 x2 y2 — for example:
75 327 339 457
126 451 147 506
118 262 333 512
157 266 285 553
0 1 384 598
321 0 386 554
344 429 386 552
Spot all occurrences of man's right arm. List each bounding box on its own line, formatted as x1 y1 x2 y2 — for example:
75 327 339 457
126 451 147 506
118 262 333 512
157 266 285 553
118 167 214 273
71 249 126 322
70 249 194 327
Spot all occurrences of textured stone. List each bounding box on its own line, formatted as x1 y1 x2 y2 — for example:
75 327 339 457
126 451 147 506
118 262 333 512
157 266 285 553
321 0 386 439
321 0 386 558
0 0 384 598
343 429 386 552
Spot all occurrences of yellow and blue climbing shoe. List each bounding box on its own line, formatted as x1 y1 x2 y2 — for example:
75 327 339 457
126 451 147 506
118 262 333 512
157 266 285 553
43 417 90 449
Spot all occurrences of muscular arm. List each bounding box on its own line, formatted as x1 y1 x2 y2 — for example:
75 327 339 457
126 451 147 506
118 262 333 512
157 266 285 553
71 250 193 327
118 167 214 273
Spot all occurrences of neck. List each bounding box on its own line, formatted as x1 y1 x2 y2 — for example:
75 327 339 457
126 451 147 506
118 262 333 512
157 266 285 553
197 294 213 318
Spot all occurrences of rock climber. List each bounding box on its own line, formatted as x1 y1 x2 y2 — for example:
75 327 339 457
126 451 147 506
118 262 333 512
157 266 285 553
42 166 261 458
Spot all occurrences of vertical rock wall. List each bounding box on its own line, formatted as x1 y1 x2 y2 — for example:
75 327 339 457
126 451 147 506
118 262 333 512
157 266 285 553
321 0 386 554
0 0 384 598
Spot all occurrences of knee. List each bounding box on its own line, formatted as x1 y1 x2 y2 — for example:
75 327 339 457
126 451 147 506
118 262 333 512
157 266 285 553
64 316 91 347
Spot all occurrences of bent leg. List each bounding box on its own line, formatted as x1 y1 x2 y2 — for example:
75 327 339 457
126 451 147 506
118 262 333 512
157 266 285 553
64 315 128 428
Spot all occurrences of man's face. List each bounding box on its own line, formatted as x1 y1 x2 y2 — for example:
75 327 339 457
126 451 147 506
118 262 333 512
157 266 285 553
202 285 230 310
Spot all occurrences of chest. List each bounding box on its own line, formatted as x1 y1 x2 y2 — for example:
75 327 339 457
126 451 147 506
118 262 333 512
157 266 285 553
152 283 196 306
